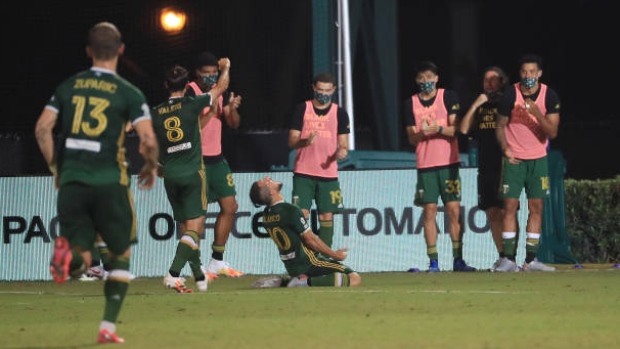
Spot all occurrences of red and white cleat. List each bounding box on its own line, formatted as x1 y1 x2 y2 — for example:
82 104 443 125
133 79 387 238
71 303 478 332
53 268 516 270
49 236 72 284
97 329 125 344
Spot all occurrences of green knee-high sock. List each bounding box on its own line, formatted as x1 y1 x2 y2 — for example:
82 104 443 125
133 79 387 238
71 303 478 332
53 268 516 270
427 245 438 261
97 242 111 271
90 245 101 267
309 273 350 287
69 251 86 278
169 231 200 277
503 237 517 261
318 219 334 247
103 257 130 323
452 240 463 260
188 243 205 281
525 233 540 263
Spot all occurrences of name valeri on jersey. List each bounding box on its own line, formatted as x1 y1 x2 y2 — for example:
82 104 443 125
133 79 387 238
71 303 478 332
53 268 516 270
66 138 101 152
157 102 182 114
167 142 191 154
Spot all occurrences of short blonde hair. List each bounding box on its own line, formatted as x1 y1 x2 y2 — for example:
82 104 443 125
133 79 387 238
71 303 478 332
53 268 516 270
88 21 122 61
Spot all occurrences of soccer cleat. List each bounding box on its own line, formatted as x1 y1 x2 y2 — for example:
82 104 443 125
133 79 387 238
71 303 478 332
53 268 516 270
523 258 556 272
252 275 286 288
77 273 98 282
286 275 309 288
206 259 244 279
488 258 504 272
453 258 477 272
93 267 132 281
163 273 193 293
493 258 518 272
426 259 440 273
279 275 292 286
97 329 125 344
86 265 106 280
50 236 72 284
196 279 208 292
200 265 219 282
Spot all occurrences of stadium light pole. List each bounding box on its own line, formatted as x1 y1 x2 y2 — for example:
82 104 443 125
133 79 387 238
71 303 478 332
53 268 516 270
339 0 355 149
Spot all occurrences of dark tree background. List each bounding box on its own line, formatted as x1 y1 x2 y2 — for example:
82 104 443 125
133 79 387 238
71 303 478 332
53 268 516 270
1 0 617 179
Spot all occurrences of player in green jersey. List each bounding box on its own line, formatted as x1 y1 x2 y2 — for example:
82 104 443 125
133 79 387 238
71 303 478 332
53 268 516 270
249 176 361 288
35 22 159 344
152 61 230 293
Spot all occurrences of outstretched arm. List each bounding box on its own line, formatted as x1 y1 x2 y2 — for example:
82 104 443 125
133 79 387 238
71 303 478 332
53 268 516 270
199 58 231 128
133 119 159 189
208 58 231 104
301 229 349 261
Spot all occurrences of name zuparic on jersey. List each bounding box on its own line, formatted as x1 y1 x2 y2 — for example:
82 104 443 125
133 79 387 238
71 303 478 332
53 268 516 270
167 142 191 154
73 78 117 93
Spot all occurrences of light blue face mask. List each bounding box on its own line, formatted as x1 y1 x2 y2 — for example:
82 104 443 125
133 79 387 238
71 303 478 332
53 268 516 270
314 91 332 105
520 77 537 89
417 81 436 94
202 74 219 86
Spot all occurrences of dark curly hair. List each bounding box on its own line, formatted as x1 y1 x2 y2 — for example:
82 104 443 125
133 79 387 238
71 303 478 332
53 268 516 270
164 64 189 92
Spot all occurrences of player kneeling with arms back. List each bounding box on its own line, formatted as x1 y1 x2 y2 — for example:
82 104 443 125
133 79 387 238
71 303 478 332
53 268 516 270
250 176 361 288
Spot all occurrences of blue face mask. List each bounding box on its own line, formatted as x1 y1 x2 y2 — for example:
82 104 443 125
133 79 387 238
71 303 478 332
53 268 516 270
417 81 436 94
520 77 537 89
314 91 332 105
202 74 218 86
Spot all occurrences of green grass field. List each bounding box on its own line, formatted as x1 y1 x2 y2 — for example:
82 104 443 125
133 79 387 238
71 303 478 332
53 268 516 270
1 264 619 349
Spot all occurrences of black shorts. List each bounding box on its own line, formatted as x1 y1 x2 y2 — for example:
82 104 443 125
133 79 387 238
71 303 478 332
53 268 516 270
477 169 503 210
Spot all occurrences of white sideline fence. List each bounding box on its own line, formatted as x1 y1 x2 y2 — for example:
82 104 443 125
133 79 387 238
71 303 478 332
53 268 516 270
0 169 530 281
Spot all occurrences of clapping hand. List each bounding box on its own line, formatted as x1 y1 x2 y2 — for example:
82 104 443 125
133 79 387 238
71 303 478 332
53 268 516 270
524 98 542 118
229 92 242 110
306 131 318 145
420 116 439 135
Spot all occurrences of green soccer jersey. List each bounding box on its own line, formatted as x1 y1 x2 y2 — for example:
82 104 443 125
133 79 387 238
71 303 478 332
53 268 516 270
46 68 152 186
151 94 212 178
261 201 314 276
